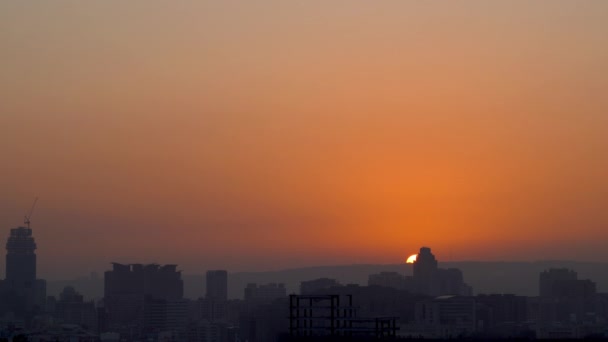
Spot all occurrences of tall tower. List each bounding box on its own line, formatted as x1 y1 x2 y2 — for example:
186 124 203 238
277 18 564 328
5 226 37 286
205 270 228 322
413 246 438 280
206 270 228 301
413 247 440 296
2 223 46 317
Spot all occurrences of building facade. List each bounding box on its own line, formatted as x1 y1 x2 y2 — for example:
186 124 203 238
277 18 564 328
206 270 228 301
0 225 46 321
103 263 184 338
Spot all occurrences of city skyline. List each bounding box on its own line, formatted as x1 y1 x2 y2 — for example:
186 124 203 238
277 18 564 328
2 1 608 340
2 221 608 340
2 1 608 278
0 218 608 286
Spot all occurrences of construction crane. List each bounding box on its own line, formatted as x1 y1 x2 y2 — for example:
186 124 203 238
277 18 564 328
24 197 38 229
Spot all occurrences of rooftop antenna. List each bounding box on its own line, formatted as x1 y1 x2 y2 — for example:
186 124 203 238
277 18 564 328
24 197 38 229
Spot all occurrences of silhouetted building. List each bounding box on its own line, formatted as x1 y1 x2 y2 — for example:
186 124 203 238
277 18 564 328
202 270 229 324
166 299 189 333
288 294 398 339
539 268 596 299
310 283 429 329
55 286 97 331
240 297 288 342
188 319 221 342
188 299 241 341
300 278 340 295
103 263 183 338
6 227 37 284
414 295 476 338
437 268 473 296
531 268 598 328
105 263 183 301
199 297 228 323
411 247 472 296
413 247 438 282
368 272 406 290
206 270 228 301
245 283 287 304
476 294 527 324
475 294 529 338
0 225 46 321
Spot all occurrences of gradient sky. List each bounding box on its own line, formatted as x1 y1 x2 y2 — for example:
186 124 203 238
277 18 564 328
1 1 607 279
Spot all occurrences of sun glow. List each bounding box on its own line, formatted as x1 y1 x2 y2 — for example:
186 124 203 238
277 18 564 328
406 254 417 264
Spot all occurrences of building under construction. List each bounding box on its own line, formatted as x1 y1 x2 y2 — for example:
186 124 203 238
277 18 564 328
288 294 398 339
0 198 47 318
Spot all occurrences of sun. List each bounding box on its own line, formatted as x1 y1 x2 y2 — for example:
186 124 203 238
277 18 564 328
406 254 418 264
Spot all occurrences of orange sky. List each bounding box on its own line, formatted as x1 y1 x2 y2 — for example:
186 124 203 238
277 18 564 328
1 1 607 278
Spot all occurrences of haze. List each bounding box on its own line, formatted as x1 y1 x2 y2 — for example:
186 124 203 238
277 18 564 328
1 1 607 279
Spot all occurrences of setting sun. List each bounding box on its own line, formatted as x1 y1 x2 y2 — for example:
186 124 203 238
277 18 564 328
406 254 418 264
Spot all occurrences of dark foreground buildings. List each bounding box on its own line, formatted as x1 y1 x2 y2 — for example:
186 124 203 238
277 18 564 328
103 262 185 339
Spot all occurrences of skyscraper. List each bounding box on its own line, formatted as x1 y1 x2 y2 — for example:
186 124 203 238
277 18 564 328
412 247 472 296
5 226 37 286
413 247 438 281
206 270 228 301
103 263 184 338
205 270 228 322
0 225 46 317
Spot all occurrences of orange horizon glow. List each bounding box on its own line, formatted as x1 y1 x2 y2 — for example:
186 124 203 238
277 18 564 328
1 1 608 278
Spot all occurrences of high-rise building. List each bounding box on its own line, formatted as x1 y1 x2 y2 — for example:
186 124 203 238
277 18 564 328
104 263 183 301
533 268 598 326
206 270 228 301
300 278 340 295
411 247 472 296
244 283 287 303
415 295 477 338
539 268 596 298
0 225 46 317
204 270 228 323
103 263 184 337
475 294 528 331
6 227 37 285
54 286 97 330
368 272 406 290
413 247 438 281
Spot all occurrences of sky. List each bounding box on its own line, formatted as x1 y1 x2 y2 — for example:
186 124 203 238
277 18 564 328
1 1 607 279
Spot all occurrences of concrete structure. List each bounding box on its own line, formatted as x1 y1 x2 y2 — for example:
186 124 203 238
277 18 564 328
54 286 97 331
411 247 472 296
103 263 184 338
0 225 46 319
206 270 228 301
300 278 340 295
289 294 398 338
368 272 406 290
414 295 477 338
475 294 528 337
6 227 38 284
244 283 287 303
530 268 598 327
203 270 229 324
540 268 596 299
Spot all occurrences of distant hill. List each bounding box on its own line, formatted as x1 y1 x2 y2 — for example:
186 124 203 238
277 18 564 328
47 261 608 300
